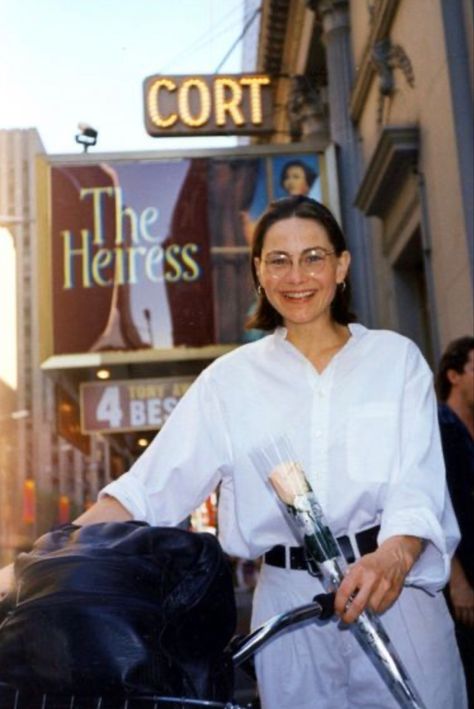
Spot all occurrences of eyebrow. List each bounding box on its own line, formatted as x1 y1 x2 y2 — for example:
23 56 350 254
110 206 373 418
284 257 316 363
264 247 329 257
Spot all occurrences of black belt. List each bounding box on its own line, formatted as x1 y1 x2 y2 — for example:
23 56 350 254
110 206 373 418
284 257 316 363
264 525 380 571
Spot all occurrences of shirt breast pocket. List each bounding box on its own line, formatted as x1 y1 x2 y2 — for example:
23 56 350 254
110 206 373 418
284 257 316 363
346 403 399 483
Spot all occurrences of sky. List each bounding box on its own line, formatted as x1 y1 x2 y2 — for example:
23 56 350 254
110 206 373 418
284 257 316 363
0 0 256 390
0 0 254 154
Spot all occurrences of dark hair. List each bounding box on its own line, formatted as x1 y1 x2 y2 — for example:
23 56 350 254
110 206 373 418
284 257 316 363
246 195 356 331
435 336 474 401
280 160 317 193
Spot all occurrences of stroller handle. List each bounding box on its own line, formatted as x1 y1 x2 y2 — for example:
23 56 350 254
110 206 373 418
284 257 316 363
232 592 335 667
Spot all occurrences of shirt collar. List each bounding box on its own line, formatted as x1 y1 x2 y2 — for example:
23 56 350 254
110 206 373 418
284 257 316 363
274 322 367 342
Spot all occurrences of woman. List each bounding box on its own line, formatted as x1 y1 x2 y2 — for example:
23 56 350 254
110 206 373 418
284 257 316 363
1 196 465 707
279 159 317 196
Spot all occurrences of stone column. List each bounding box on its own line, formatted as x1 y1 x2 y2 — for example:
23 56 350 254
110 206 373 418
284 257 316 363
440 0 474 282
316 0 376 325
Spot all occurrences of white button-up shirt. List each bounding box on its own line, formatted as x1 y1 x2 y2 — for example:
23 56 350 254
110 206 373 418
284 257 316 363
101 324 459 594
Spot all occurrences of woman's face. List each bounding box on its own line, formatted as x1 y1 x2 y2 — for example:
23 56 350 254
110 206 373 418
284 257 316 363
255 216 350 331
283 166 309 196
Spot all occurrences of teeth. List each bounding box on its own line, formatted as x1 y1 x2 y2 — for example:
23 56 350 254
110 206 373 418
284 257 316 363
284 291 313 299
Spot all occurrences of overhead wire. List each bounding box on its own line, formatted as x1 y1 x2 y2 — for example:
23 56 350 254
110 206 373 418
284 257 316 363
157 1 247 74
214 5 262 73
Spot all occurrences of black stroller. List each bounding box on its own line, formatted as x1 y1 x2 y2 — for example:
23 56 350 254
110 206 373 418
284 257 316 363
0 522 334 709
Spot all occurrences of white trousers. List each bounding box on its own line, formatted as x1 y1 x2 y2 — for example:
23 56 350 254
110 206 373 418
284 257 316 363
251 563 467 709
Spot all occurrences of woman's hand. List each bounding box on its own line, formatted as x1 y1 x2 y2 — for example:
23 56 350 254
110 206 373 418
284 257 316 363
334 535 423 623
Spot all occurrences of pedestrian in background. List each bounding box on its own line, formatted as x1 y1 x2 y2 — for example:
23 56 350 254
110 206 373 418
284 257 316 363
436 336 474 707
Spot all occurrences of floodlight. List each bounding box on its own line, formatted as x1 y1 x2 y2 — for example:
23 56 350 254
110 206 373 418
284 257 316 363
75 123 98 152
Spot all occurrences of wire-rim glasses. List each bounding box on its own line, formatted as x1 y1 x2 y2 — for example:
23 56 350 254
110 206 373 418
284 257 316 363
262 247 336 278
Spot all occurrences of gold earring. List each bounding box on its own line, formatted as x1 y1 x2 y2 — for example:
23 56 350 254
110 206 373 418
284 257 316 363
339 281 346 292
257 284 263 296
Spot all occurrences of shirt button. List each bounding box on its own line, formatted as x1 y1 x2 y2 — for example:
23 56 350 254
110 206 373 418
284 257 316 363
317 389 325 398
314 430 323 439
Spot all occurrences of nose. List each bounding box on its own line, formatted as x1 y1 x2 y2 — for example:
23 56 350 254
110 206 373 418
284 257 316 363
286 260 306 282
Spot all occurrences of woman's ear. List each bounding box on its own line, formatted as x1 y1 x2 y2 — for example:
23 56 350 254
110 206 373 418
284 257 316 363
254 257 262 281
336 250 351 283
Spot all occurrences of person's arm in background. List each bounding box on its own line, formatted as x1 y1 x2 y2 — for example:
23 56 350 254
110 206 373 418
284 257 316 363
449 555 474 627
438 414 474 627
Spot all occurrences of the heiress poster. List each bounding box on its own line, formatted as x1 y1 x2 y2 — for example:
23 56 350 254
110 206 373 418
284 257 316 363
43 151 320 358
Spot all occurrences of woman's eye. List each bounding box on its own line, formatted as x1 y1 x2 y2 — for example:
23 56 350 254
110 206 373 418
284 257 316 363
305 251 324 264
269 256 289 267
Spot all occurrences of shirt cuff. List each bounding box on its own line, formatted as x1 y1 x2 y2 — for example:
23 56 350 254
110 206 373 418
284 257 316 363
378 509 452 593
99 473 156 524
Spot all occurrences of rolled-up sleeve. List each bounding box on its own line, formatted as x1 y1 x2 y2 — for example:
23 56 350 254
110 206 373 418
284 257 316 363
99 370 233 526
378 344 460 593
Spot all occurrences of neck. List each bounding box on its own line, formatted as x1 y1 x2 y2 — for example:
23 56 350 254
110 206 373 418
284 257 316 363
285 317 350 359
446 393 474 439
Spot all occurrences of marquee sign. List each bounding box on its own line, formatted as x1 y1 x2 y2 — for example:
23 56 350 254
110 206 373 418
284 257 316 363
42 159 216 357
80 376 194 434
37 147 329 368
143 73 273 137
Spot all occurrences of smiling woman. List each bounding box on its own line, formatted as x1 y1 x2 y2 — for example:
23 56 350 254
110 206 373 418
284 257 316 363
254 216 350 358
3 196 466 708
248 198 353 370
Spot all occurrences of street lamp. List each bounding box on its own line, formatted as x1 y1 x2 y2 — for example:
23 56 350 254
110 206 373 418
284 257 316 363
75 123 98 152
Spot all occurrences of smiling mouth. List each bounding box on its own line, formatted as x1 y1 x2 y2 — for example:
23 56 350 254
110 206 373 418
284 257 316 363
281 290 315 300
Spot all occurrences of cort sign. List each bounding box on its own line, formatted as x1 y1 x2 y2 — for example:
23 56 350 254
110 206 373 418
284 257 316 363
143 73 273 137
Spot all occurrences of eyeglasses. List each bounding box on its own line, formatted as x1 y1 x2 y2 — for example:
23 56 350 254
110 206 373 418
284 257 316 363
262 247 336 277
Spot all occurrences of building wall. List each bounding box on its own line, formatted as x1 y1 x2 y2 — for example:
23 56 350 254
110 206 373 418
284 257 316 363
253 0 472 360
350 0 473 356
0 130 104 559
0 380 18 565
0 129 45 555
463 0 474 88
